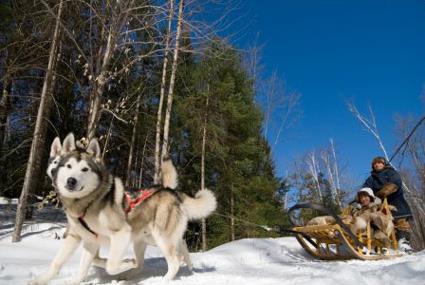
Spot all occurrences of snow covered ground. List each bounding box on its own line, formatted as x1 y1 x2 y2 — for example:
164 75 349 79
1 202 425 285
1 222 425 285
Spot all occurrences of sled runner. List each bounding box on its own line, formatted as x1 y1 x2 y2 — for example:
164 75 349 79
288 199 402 261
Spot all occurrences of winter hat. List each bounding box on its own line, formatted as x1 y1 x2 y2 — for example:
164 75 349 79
371 156 387 168
357 187 376 202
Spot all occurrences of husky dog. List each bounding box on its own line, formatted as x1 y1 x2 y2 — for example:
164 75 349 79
31 133 216 285
45 134 110 269
46 137 63 179
47 135 87 179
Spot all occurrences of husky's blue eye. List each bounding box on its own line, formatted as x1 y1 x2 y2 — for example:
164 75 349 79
82 167 89 172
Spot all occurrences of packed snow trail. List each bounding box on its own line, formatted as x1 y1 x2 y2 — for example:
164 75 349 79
1 223 425 285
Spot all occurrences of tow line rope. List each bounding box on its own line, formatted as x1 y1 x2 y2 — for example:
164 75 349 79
213 212 276 232
212 212 309 236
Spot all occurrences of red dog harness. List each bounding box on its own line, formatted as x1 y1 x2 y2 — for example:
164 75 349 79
77 187 157 237
124 188 157 214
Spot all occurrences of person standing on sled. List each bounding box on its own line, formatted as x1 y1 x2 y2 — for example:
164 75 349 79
363 156 413 252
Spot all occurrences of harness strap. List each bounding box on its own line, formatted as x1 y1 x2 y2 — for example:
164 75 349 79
77 185 156 236
76 175 115 238
78 216 98 237
125 188 157 214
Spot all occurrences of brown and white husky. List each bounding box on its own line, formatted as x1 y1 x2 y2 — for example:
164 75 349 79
31 133 216 284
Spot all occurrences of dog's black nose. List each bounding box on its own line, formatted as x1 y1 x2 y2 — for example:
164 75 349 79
66 177 77 189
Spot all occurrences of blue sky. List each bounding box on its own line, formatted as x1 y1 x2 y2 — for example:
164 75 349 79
232 0 425 186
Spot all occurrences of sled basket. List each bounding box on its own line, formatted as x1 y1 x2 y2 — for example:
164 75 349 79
288 200 402 261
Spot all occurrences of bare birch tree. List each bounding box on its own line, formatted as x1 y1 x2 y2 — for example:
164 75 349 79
291 140 347 207
138 133 149 188
259 71 300 149
244 34 264 93
347 102 389 160
86 1 133 140
0 78 10 157
126 93 142 187
12 0 64 242
200 90 209 251
230 184 235 241
306 151 322 201
320 139 342 207
330 138 341 191
161 0 185 161
37 0 164 141
154 0 175 183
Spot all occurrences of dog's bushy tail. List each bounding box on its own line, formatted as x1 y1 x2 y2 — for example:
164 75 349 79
181 189 217 220
161 158 178 189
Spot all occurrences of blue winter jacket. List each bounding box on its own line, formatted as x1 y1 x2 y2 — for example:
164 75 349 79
363 166 412 219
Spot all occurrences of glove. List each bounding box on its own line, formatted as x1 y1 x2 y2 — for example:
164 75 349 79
376 183 398 198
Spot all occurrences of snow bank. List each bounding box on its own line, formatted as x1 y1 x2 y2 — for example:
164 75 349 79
1 223 425 285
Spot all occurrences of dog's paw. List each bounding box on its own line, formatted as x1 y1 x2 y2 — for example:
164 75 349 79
120 267 143 280
28 274 49 285
106 259 138 275
179 259 193 271
66 280 78 285
122 258 138 270
163 270 178 281
66 276 87 285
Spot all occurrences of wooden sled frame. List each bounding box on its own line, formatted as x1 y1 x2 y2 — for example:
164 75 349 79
289 199 402 261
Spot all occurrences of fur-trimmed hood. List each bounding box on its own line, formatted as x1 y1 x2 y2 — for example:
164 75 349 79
354 187 382 210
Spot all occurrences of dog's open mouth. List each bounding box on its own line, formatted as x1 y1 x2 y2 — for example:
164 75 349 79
66 186 84 192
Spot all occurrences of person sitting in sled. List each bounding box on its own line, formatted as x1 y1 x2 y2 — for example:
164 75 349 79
363 156 413 252
307 188 394 251
350 187 394 251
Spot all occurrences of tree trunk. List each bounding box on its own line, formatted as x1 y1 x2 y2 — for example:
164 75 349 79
12 0 64 242
132 141 140 188
86 0 135 140
201 91 209 251
154 0 175 183
322 151 337 205
0 79 10 155
126 93 142 187
230 185 235 241
86 27 118 140
160 0 184 161
138 133 149 188
307 152 322 201
330 138 341 206
102 117 114 158
0 79 10 193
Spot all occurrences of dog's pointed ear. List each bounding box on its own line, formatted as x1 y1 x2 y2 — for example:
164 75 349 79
62 133 76 154
87 138 101 159
50 137 62 158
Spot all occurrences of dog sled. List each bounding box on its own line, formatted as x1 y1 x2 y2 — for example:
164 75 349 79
287 198 402 261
